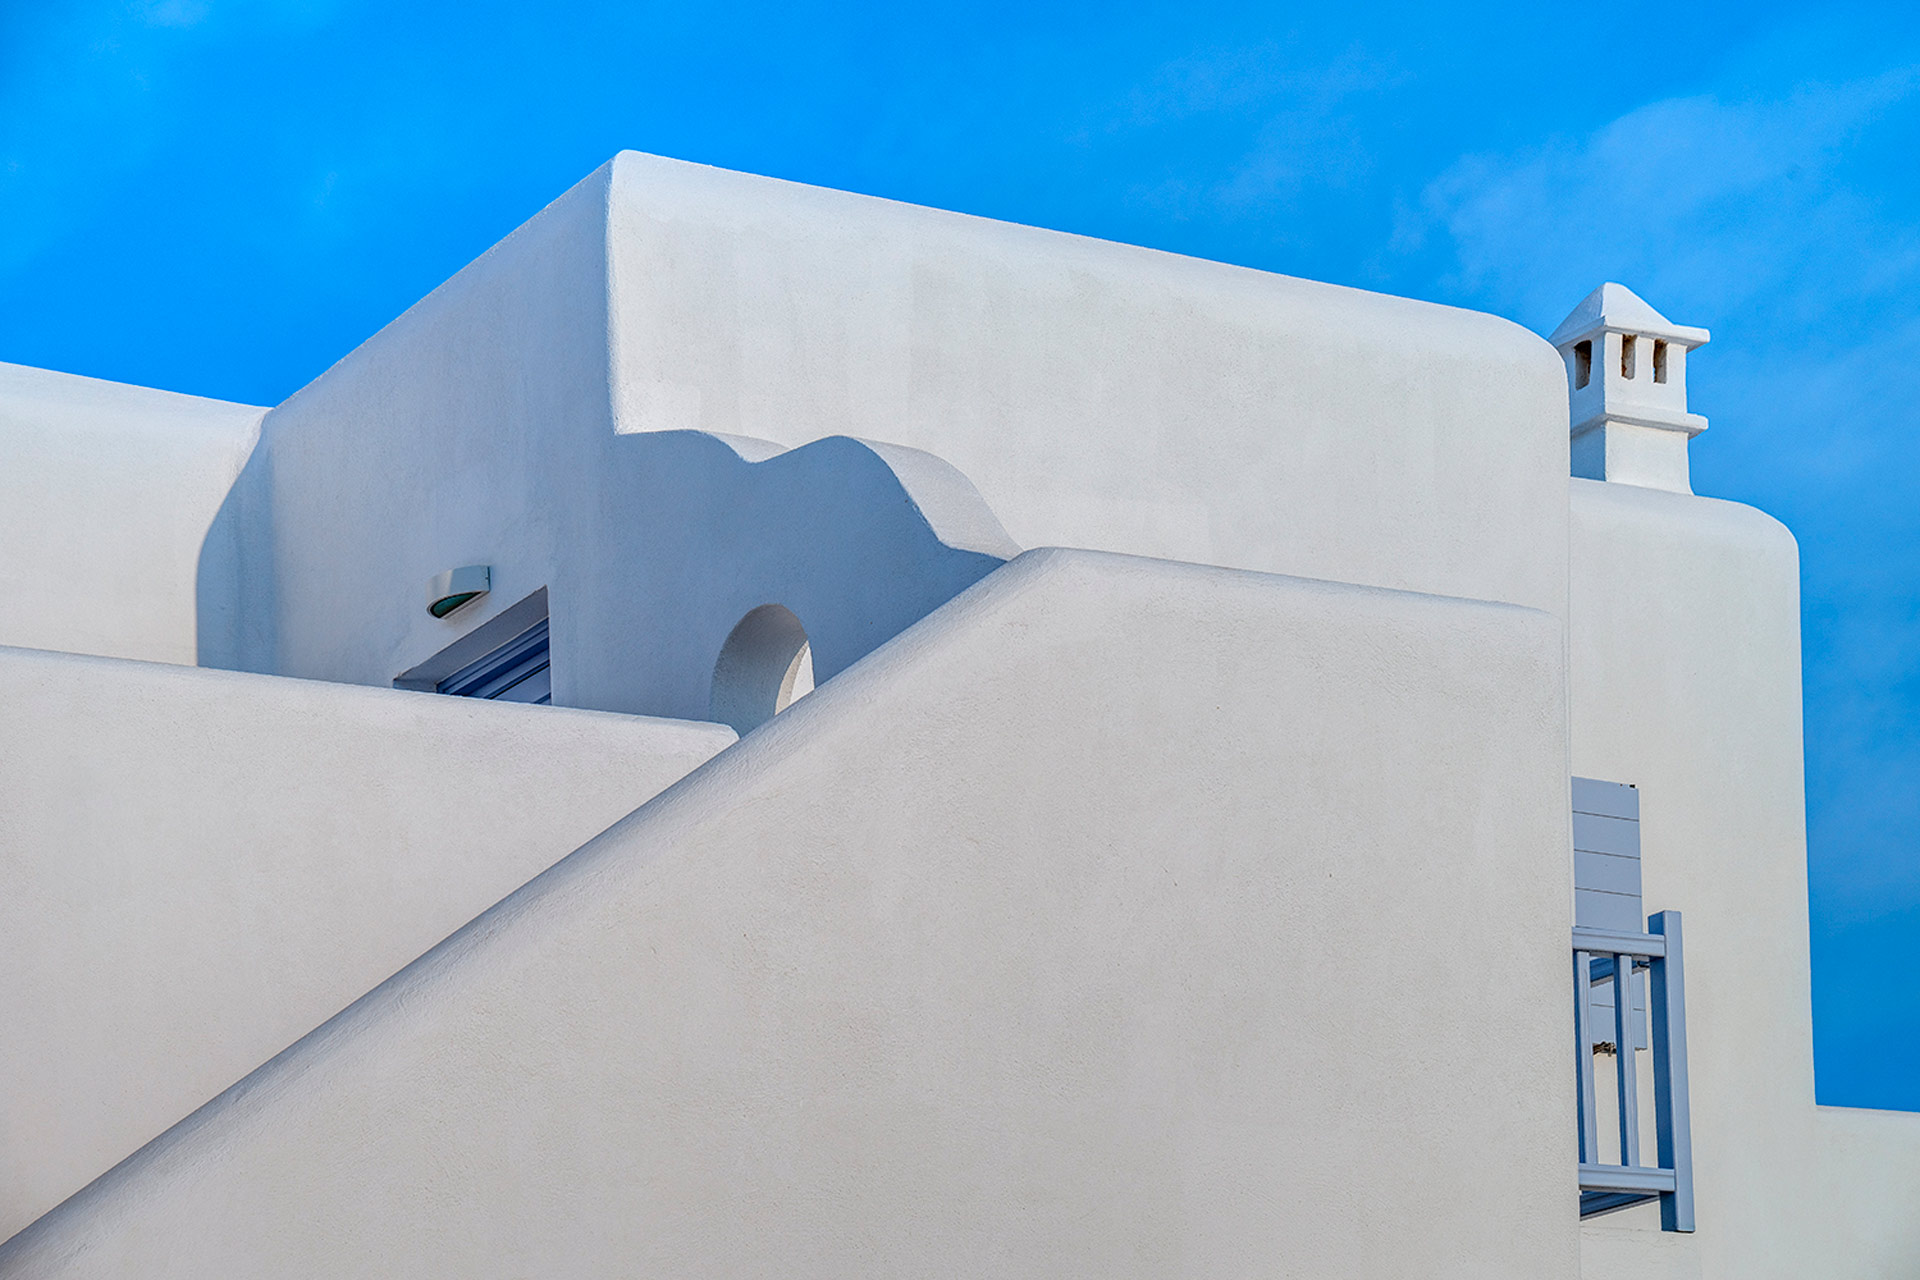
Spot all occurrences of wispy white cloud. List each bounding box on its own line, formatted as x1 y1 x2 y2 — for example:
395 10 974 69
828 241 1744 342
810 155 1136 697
1395 66 1920 516
1073 41 1401 221
1400 70 1920 331
1098 40 1398 133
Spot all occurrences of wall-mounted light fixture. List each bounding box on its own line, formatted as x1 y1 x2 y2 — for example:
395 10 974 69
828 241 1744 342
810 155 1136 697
427 565 491 618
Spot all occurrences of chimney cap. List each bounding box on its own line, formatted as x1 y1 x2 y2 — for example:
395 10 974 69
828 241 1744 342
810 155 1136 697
1548 282 1710 350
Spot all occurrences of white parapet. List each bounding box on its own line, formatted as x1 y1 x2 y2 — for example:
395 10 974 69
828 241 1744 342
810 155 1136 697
0 363 264 665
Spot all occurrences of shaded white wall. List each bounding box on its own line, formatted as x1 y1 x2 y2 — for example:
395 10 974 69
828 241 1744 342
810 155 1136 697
216 151 1572 723
232 162 1014 722
606 151 1571 616
1568 479 1920 1277
0 644 732 1241
0 549 1576 1279
209 162 613 682
0 362 263 665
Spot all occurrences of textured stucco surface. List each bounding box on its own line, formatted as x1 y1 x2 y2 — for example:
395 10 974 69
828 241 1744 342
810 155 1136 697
605 151 1571 618
0 549 1575 1278
222 161 1014 722
198 151 1570 725
0 644 732 1241
201 162 612 682
0 362 264 665
1569 479 1920 1277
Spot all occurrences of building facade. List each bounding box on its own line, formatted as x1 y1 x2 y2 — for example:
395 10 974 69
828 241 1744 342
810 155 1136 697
1 153 1915 1276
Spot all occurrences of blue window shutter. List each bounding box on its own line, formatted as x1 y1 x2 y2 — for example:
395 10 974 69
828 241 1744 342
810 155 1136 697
1574 779 1645 1048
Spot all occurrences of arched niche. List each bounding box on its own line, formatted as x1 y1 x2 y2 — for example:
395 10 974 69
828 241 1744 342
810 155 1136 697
709 604 814 735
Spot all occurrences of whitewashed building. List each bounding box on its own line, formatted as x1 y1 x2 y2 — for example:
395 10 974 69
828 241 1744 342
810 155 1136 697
1 153 1915 1277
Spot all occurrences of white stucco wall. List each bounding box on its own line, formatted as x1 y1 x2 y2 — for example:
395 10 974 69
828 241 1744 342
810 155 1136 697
1804 1104 1920 1268
605 152 1572 617
209 161 612 681
0 644 733 1242
210 151 1572 724
0 362 264 665
0 549 1576 1278
1568 478 1920 1277
234 161 1015 723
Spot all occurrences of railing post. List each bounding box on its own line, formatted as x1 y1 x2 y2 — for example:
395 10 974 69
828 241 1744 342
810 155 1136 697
1574 949 1599 1163
1649 911 1695 1232
1613 952 1641 1166
1574 924 1687 1226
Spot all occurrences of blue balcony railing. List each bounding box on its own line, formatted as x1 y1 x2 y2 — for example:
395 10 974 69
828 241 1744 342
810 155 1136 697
1574 911 1694 1231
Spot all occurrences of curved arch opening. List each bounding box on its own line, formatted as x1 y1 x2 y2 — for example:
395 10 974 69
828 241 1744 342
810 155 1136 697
709 604 814 735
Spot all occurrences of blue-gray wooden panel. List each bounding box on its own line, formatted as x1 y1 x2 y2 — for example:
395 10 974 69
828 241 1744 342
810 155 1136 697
1574 812 1641 857
1573 777 1650 1053
1573 777 1639 821
1576 850 1643 897
1576 887 1644 934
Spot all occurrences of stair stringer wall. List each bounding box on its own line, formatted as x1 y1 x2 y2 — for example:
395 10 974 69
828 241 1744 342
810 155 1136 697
2 547 1575 1279
0 645 734 1241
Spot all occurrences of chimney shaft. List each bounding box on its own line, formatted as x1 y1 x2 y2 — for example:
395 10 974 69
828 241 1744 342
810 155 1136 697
1548 284 1710 494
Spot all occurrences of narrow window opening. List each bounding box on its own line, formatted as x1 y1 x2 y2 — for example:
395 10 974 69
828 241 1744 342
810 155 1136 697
437 619 551 704
1620 334 1637 380
393 587 552 702
1574 341 1592 390
1653 340 1669 384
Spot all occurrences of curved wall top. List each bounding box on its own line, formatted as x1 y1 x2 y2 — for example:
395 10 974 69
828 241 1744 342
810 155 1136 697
0 361 264 666
210 161 1015 720
185 149 1569 716
3 154 1570 702
604 150 1571 618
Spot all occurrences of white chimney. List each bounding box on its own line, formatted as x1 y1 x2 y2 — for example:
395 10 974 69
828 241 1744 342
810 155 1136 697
1549 284 1710 494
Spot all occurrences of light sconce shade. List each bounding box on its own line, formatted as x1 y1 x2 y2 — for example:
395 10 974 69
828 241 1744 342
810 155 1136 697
428 565 491 618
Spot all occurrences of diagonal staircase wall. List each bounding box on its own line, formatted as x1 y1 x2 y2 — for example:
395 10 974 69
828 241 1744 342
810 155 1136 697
4 548 1576 1279
0 645 732 1241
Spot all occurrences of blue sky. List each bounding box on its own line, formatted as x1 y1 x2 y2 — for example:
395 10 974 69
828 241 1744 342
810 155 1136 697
4 2 1916 1106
